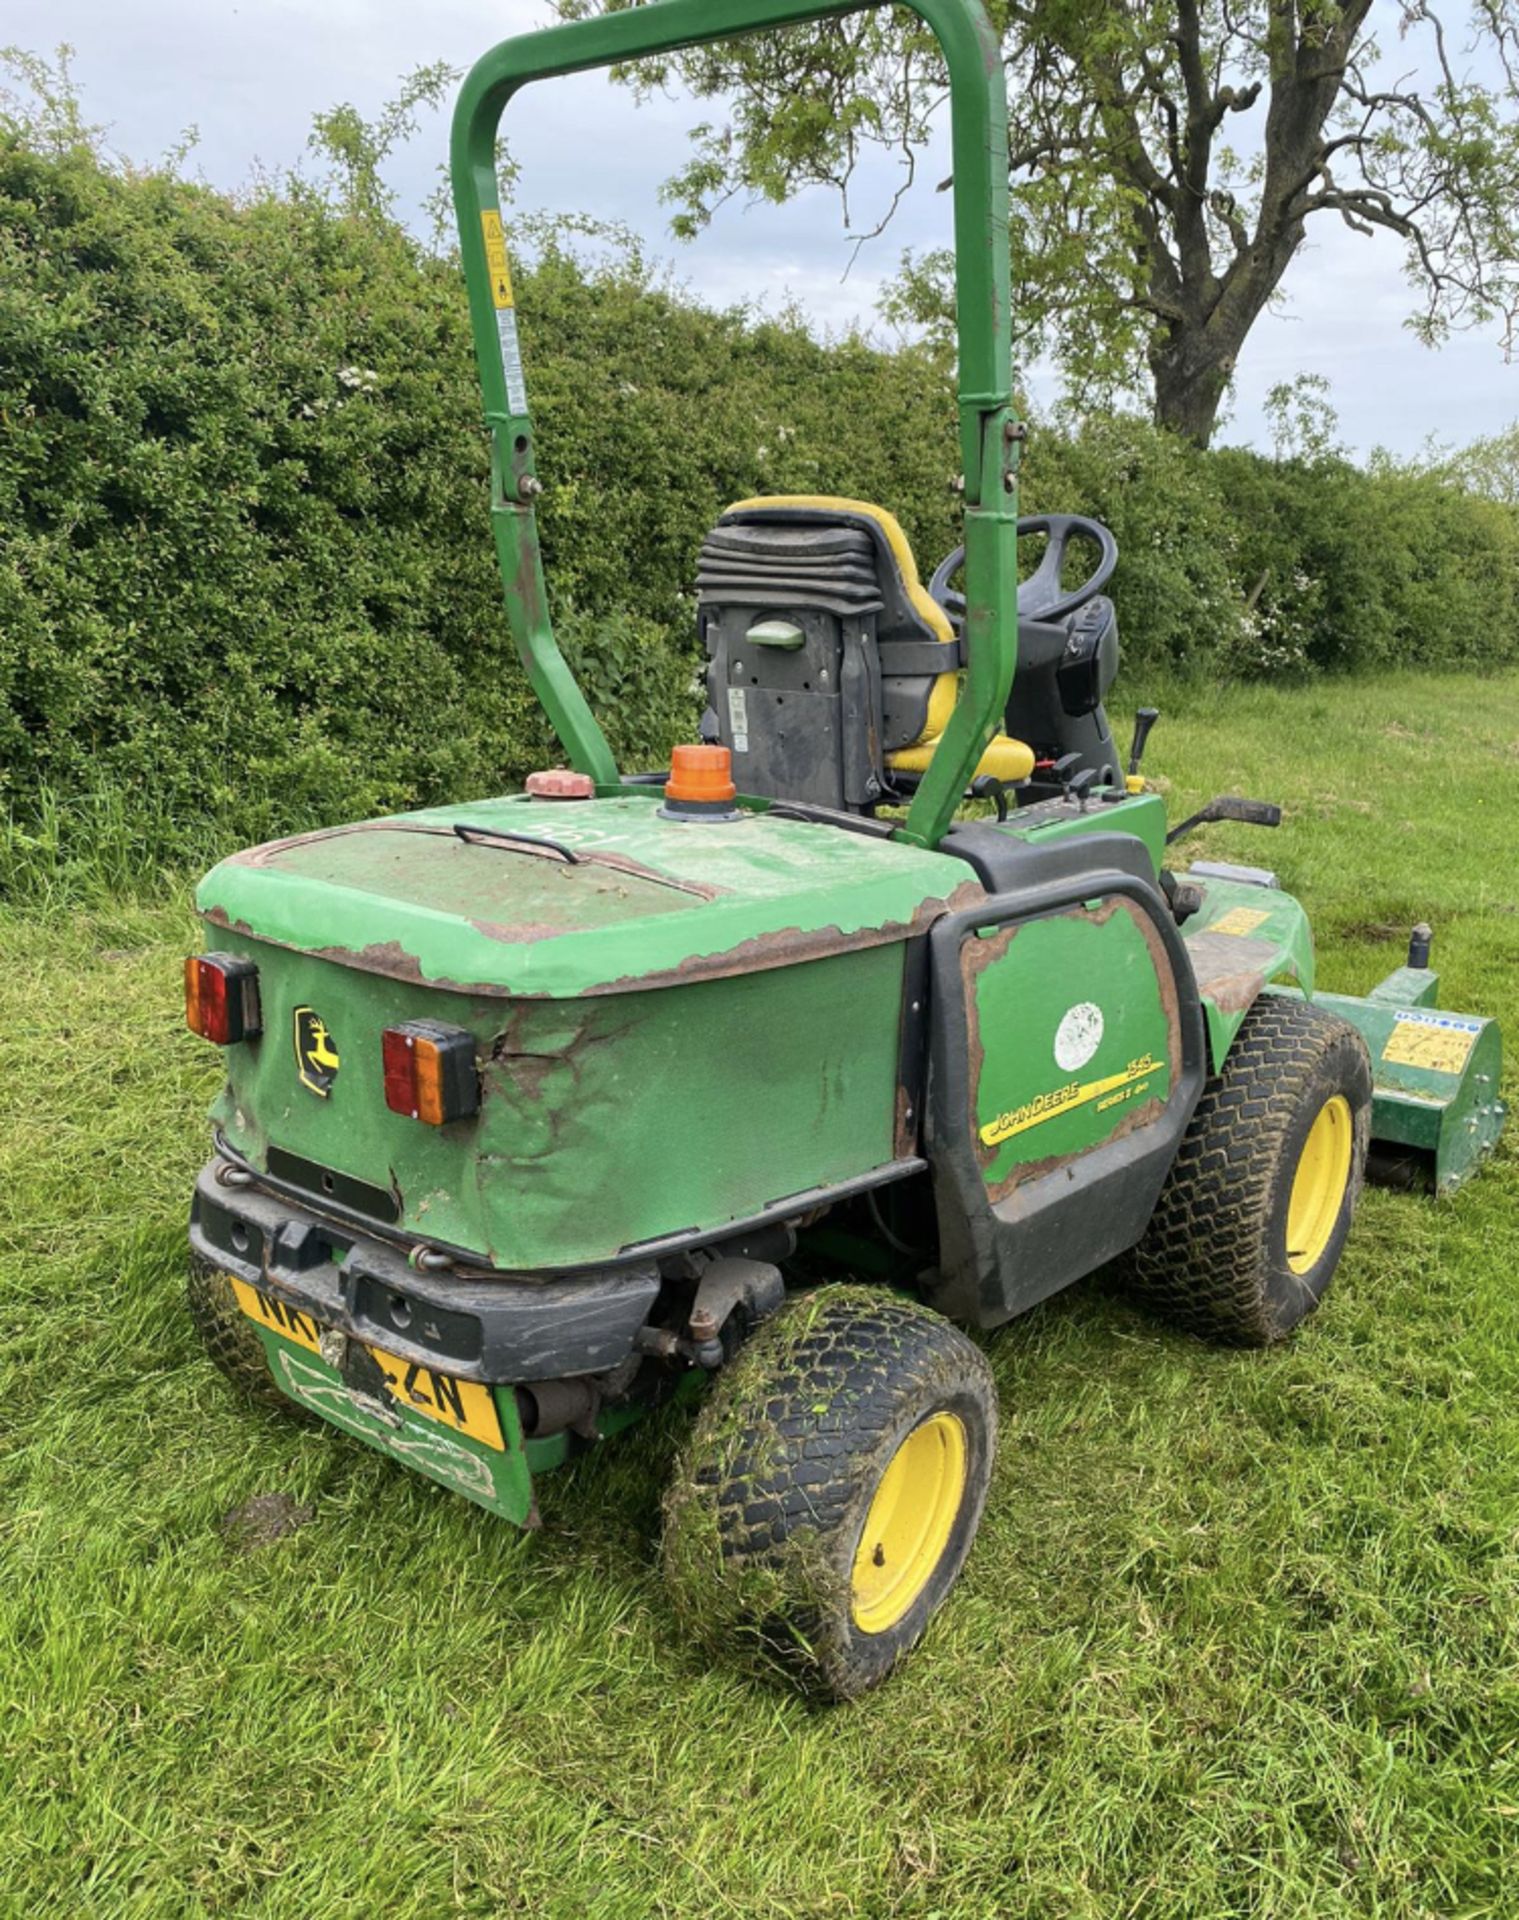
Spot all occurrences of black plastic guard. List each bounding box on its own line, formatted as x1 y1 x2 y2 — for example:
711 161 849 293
923 839 1207 1329
190 1164 660 1382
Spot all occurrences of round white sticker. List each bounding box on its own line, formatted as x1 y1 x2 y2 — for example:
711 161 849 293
1054 1002 1104 1073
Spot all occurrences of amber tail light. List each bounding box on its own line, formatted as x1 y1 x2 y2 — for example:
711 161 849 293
381 1021 479 1125
184 954 262 1044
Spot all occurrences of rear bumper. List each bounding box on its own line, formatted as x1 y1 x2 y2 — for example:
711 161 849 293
190 1160 660 1384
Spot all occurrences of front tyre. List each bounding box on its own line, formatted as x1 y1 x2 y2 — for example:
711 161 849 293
1129 996 1372 1345
661 1284 996 1700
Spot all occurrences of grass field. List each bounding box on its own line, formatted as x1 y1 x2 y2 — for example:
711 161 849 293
3 669 1517 1918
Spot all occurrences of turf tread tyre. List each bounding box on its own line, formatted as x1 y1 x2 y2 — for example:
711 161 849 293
662 1284 996 1700
1129 995 1371 1346
187 1261 313 1420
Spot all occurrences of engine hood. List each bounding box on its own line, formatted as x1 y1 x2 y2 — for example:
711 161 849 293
196 792 982 998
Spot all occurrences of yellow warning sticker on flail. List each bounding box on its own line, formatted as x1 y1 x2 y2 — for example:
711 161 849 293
481 210 515 308
1381 1009 1481 1076
980 1054 1162 1148
1209 906 1271 937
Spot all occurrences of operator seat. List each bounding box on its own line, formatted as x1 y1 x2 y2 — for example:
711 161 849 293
696 495 1034 812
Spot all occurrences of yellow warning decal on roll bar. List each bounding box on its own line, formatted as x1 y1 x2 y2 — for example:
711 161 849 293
481 210 515 308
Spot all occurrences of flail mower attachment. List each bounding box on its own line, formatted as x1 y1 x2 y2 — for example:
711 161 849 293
1317 924 1504 1194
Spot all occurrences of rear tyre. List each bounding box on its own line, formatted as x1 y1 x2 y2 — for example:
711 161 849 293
187 1261 312 1419
661 1284 996 1701
1129 996 1371 1346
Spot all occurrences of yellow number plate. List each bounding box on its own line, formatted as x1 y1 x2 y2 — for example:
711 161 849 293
230 1278 505 1452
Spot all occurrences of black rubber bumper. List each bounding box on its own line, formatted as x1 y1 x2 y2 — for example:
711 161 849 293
189 1161 660 1384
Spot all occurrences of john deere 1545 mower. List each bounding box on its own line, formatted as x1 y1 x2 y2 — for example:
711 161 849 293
184 0 1505 1698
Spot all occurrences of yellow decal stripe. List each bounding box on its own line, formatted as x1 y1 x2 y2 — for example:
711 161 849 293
980 1055 1161 1147
481 210 514 309
1210 906 1271 937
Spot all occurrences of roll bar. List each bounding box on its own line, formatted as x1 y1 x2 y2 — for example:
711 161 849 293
450 0 1020 849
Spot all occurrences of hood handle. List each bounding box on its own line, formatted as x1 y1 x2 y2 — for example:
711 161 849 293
452 823 582 864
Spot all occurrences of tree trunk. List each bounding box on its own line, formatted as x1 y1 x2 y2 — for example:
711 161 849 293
1148 335 1236 449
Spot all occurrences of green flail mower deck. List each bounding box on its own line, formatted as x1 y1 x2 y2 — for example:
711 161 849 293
1320 933 1504 1193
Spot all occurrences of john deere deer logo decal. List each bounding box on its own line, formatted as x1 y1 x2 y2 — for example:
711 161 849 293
293 1007 340 1097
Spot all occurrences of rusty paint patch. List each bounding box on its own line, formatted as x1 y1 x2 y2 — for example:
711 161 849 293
225 821 401 868
201 856 982 1000
893 1083 918 1160
469 919 566 946
589 879 985 998
506 531 547 649
306 938 438 986
231 818 720 900
192 915 934 1000
201 905 257 937
986 1094 1169 1211
1185 931 1279 1015
591 920 908 994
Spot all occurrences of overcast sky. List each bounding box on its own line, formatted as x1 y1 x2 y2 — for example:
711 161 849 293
9 0 1517 458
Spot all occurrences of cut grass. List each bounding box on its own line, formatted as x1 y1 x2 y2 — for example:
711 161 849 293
2 668 1517 1918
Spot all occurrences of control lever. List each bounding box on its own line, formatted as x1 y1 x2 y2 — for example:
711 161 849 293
1049 752 1082 793
1128 707 1159 782
970 775 1009 822
1067 768 1099 811
1165 795 1283 845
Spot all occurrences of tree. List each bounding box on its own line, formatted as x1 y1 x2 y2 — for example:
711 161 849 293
553 0 1519 446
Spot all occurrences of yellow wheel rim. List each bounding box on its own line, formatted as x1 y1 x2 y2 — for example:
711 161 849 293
850 1411 967 1635
1286 1094 1353 1275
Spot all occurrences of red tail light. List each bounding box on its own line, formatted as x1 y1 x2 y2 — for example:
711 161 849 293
184 953 262 1044
381 1021 479 1125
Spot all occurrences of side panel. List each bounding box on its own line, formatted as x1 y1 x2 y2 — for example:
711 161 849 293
967 900 1176 1198
924 868 1207 1328
210 937 907 1269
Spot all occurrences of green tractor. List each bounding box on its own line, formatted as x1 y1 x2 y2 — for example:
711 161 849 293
184 0 1505 1699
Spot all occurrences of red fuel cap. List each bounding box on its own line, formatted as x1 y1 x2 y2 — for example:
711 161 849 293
525 769 595 799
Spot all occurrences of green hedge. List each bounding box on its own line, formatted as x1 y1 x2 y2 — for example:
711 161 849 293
2 133 1516 883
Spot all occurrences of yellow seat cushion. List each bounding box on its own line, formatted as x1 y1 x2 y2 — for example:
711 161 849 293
723 493 1033 791
887 733 1035 784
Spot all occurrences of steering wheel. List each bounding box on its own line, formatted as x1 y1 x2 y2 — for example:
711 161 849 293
928 514 1119 627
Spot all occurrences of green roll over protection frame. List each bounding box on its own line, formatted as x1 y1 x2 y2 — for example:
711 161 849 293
449 0 1021 853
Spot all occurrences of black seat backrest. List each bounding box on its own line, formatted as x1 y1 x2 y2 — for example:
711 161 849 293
695 498 960 810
